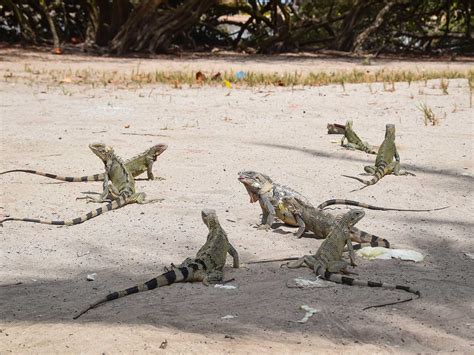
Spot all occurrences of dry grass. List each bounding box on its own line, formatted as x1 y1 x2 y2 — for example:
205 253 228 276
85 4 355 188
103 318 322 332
6 65 472 89
440 78 449 95
417 102 439 126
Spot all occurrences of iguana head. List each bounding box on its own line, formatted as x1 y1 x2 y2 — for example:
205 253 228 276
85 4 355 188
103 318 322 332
340 209 365 230
150 144 168 160
385 124 396 140
345 120 353 130
89 143 114 162
201 208 219 230
237 171 273 203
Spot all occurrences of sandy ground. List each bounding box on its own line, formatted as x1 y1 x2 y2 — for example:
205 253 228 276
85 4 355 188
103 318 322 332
0 50 473 353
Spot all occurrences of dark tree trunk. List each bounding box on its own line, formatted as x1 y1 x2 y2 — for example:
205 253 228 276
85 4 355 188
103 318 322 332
332 0 365 51
110 0 215 54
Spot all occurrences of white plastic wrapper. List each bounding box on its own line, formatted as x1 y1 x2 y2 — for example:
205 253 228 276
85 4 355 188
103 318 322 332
291 276 334 288
214 284 237 289
296 305 319 323
357 247 424 262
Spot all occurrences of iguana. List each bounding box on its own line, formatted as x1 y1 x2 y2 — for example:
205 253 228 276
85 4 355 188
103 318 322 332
0 143 168 182
343 124 415 190
317 199 449 212
237 170 313 230
280 196 390 249
340 120 376 154
0 143 158 226
284 209 421 308
237 171 389 248
73 209 239 319
327 123 345 134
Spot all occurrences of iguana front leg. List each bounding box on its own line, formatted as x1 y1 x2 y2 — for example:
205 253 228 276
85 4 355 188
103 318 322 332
294 214 306 238
256 196 275 230
228 243 240 268
392 161 416 176
145 157 165 180
346 236 357 267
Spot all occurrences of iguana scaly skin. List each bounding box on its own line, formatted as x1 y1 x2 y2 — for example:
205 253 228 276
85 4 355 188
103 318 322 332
343 124 414 190
237 171 389 247
237 171 312 230
0 143 158 226
281 196 390 249
341 120 376 154
73 209 239 319
317 199 449 212
285 209 420 303
0 144 168 182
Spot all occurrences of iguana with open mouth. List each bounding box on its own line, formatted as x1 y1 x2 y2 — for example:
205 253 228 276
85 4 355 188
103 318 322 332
0 143 168 182
343 124 415 190
237 170 312 230
1 143 160 226
237 171 389 247
73 209 239 319
341 120 376 154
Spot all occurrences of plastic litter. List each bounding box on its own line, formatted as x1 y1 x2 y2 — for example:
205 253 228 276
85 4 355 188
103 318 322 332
214 284 236 289
357 247 424 262
296 305 319 323
236 71 246 80
288 276 334 288
221 314 236 319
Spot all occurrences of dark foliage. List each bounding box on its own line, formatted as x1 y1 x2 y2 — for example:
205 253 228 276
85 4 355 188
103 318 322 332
0 0 472 55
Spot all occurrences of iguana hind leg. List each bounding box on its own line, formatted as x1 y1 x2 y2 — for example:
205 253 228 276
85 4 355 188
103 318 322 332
228 244 240 268
364 165 377 174
286 255 317 269
326 260 350 273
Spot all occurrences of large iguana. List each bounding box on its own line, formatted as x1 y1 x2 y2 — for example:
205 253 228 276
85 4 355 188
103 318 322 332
238 171 398 248
280 196 389 249
341 120 376 154
343 124 415 190
285 209 420 308
0 143 168 182
1 143 159 226
237 170 313 230
73 209 239 319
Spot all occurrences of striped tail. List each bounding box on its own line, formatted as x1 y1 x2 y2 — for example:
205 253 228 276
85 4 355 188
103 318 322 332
74 264 200 319
363 147 377 155
315 267 420 307
317 199 449 212
342 164 387 191
0 197 128 226
350 227 390 249
0 169 105 182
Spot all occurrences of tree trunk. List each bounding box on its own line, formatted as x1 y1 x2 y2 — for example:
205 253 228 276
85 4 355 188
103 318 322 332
110 0 215 54
353 0 409 53
39 0 61 51
332 0 365 51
